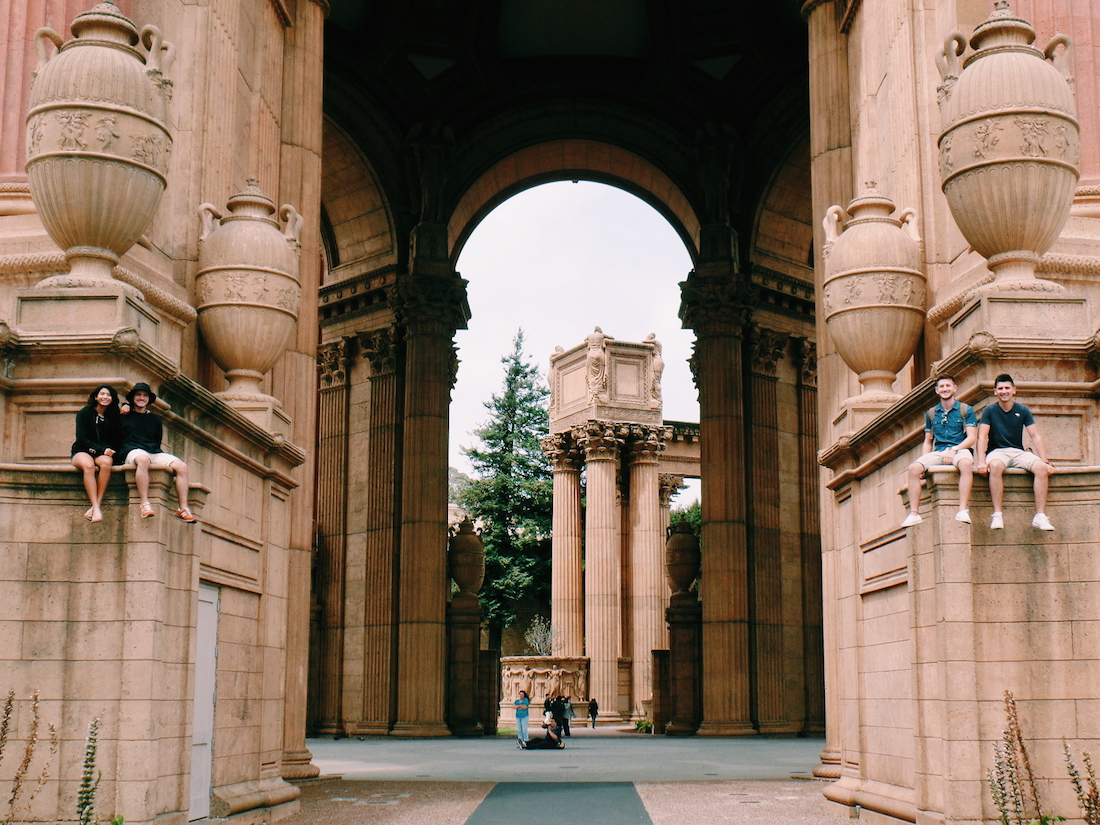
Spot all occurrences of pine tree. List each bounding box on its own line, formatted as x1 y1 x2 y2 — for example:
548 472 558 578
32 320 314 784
458 330 553 650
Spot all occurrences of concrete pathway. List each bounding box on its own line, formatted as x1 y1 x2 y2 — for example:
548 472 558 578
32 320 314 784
286 733 852 825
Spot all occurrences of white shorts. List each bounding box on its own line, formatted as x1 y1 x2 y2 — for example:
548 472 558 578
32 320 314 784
986 448 1043 471
125 448 182 469
914 448 973 470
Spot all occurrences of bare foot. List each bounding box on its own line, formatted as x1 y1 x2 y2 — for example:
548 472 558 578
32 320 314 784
89 510 103 523
84 508 94 521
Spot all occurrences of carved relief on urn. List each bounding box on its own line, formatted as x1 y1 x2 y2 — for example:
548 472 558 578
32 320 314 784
196 180 303 402
26 1 175 289
821 188 926 399
936 0 1079 287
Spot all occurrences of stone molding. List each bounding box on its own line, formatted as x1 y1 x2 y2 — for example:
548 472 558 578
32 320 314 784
359 328 400 377
317 339 349 388
0 250 197 324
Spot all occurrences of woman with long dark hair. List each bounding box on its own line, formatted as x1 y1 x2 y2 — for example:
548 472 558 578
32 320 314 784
71 385 123 522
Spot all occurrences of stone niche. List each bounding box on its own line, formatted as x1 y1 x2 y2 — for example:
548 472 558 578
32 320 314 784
549 328 663 432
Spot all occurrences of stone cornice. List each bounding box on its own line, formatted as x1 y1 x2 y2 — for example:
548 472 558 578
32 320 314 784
319 264 399 327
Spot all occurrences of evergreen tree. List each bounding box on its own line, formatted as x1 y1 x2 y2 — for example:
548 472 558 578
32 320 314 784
458 330 553 650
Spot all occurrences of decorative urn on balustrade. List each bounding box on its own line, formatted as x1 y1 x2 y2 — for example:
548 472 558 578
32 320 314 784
936 0 1079 288
26 1 174 290
449 518 485 598
196 180 303 402
665 519 700 596
821 188 926 399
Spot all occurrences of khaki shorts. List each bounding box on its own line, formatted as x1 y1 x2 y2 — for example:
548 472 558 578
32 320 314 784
914 448 973 470
986 448 1043 471
125 448 182 469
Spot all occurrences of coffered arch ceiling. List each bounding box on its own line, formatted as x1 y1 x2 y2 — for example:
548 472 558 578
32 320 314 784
323 0 810 273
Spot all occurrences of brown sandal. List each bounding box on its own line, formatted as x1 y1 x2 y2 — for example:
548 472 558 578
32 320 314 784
176 508 197 524
139 503 155 519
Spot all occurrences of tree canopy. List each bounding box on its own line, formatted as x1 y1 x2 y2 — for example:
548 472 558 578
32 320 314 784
457 330 553 642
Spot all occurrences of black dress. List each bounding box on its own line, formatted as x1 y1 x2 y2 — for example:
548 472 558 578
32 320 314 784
71 407 122 464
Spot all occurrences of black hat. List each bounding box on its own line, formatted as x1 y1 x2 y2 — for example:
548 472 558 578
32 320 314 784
126 382 157 406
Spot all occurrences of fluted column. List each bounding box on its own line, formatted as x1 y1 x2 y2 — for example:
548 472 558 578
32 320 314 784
680 272 754 735
358 327 402 734
1 0 87 214
749 326 790 733
541 432 584 657
314 339 352 735
658 474 686 532
576 420 625 721
628 424 671 715
392 273 467 736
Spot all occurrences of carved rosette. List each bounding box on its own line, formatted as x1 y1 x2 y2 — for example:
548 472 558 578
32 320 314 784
821 188 926 399
26 2 175 288
196 180 303 401
937 1 1079 285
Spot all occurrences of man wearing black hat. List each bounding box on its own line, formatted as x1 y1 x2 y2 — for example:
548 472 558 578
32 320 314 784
120 383 197 523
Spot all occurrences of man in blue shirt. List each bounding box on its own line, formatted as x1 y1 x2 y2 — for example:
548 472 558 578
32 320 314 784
976 373 1055 531
902 375 977 527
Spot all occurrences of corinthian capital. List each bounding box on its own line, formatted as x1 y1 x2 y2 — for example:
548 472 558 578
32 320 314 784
572 420 627 461
317 338 350 388
678 271 752 337
359 327 400 377
750 325 789 377
393 273 470 337
794 337 817 387
540 433 582 471
627 424 672 464
658 474 687 507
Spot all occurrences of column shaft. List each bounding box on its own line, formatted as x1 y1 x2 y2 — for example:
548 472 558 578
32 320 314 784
543 434 583 657
628 427 669 716
578 422 623 720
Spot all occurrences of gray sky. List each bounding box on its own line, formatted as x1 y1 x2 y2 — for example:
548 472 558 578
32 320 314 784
452 181 700 504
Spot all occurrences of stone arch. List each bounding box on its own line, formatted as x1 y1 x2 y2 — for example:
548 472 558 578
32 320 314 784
447 139 701 266
320 117 397 280
752 131 814 273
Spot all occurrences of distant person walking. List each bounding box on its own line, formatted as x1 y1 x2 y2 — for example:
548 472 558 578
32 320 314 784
514 690 530 745
562 696 575 737
588 697 599 727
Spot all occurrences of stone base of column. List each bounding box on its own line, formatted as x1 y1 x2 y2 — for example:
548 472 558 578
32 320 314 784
696 721 758 736
666 595 702 735
280 749 319 780
813 747 843 779
390 722 452 737
447 597 483 737
346 722 391 736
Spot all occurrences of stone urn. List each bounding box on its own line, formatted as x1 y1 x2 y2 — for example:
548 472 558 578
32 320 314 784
26 1 174 289
665 519 700 595
936 0 1079 287
196 180 303 401
821 189 925 399
448 518 485 598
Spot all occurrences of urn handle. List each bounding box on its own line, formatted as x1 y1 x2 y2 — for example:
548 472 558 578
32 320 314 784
33 28 63 75
280 204 304 245
822 205 845 258
1044 34 1074 85
897 207 922 247
936 31 966 83
198 203 223 242
140 25 177 77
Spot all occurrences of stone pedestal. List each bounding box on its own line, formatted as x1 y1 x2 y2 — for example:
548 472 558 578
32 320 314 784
446 595 482 736
665 593 702 736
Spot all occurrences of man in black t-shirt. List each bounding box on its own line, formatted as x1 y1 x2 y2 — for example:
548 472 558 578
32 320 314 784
975 374 1055 531
120 383 197 523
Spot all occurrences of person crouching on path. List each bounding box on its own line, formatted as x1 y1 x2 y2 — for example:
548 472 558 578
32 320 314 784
901 375 977 527
975 373 1055 531
71 385 124 523
120 383 197 523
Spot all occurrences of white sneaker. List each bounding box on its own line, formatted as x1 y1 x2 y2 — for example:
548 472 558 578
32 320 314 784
901 512 922 527
1032 513 1054 531
955 510 971 524
990 512 1004 530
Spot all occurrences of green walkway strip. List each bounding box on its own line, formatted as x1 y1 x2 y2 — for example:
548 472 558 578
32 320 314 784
466 782 651 824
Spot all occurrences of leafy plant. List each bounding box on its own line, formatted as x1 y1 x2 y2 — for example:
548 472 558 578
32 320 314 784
988 691 1064 825
77 717 101 825
523 616 557 656
633 719 653 733
1 690 58 825
1064 739 1100 825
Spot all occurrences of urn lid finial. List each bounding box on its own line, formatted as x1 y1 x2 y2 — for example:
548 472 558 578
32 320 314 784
70 1 140 48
